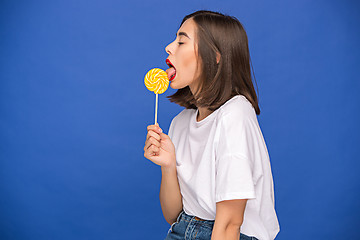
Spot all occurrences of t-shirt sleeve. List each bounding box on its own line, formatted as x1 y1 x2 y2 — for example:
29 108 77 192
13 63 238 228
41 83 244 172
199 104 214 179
215 110 257 202
167 117 175 140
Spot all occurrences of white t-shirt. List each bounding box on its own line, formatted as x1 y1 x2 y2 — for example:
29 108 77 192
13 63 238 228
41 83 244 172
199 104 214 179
168 95 280 240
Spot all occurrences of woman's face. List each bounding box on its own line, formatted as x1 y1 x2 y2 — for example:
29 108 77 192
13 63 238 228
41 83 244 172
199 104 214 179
165 18 201 93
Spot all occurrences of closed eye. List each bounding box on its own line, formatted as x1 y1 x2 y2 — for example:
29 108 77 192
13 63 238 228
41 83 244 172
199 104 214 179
178 42 184 45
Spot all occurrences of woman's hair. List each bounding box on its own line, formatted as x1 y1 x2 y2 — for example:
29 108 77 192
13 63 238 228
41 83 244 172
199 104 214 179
167 10 261 115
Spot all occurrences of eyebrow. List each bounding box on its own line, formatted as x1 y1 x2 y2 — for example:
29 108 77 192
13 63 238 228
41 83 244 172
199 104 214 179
176 31 190 39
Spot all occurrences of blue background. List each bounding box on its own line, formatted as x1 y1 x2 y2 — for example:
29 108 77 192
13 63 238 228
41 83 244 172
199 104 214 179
1 0 359 239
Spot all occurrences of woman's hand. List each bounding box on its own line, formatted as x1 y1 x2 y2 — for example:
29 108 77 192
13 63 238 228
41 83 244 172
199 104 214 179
144 124 176 169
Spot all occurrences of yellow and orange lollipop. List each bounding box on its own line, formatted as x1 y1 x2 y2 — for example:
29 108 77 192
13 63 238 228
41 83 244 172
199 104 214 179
144 68 169 124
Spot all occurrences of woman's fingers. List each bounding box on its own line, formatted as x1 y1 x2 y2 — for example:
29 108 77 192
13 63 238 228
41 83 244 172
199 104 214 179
159 132 170 140
144 124 167 160
149 145 160 155
147 124 162 135
144 135 161 151
144 125 162 151
146 129 161 142
144 144 160 158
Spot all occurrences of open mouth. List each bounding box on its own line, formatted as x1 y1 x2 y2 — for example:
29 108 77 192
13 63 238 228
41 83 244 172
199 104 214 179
166 59 176 81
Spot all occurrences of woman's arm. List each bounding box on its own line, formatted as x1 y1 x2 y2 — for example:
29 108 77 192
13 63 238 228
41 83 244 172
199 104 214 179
211 199 248 240
144 124 183 225
159 164 183 225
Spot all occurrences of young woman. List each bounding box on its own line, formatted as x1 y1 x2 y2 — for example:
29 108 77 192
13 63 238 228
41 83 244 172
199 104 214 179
144 10 280 240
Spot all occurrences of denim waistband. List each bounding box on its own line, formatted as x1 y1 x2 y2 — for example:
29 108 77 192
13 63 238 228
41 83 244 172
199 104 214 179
178 210 215 225
171 210 259 240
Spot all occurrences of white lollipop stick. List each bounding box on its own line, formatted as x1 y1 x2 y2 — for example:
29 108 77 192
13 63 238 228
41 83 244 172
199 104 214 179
155 93 158 125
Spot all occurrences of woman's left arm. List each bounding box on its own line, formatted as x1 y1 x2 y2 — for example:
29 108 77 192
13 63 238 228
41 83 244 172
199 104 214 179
211 199 248 240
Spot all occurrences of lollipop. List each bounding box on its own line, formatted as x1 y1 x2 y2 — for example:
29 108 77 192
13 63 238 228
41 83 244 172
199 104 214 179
144 68 169 125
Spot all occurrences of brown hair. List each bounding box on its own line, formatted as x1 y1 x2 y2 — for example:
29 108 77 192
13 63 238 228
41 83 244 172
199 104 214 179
167 10 260 115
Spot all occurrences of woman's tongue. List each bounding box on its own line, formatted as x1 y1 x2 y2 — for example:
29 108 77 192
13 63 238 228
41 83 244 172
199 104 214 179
166 67 176 80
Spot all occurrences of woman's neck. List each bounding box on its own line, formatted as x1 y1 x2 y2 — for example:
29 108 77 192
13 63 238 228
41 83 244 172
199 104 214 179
196 107 213 122
190 86 213 122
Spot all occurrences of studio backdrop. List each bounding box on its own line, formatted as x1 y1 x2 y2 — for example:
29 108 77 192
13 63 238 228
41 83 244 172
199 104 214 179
0 0 359 239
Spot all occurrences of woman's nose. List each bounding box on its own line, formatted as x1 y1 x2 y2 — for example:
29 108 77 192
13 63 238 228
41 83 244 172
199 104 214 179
165 43 172 54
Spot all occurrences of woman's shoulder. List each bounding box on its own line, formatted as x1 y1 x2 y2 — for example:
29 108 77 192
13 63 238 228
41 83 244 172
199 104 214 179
217 95 256 120
171 108 195 125
175 108 195 119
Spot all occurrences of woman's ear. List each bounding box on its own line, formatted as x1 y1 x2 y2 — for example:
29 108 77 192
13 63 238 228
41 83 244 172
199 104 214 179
216 52 221 64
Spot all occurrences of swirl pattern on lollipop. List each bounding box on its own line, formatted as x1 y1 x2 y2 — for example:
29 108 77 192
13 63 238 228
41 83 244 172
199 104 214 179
144 68 169 94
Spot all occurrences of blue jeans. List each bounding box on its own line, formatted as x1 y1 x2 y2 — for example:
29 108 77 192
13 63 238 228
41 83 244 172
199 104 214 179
165 210 259 240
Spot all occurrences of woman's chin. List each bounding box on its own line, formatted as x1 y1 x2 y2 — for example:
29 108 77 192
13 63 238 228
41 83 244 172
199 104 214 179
169 81 179 89
170 78 188 90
